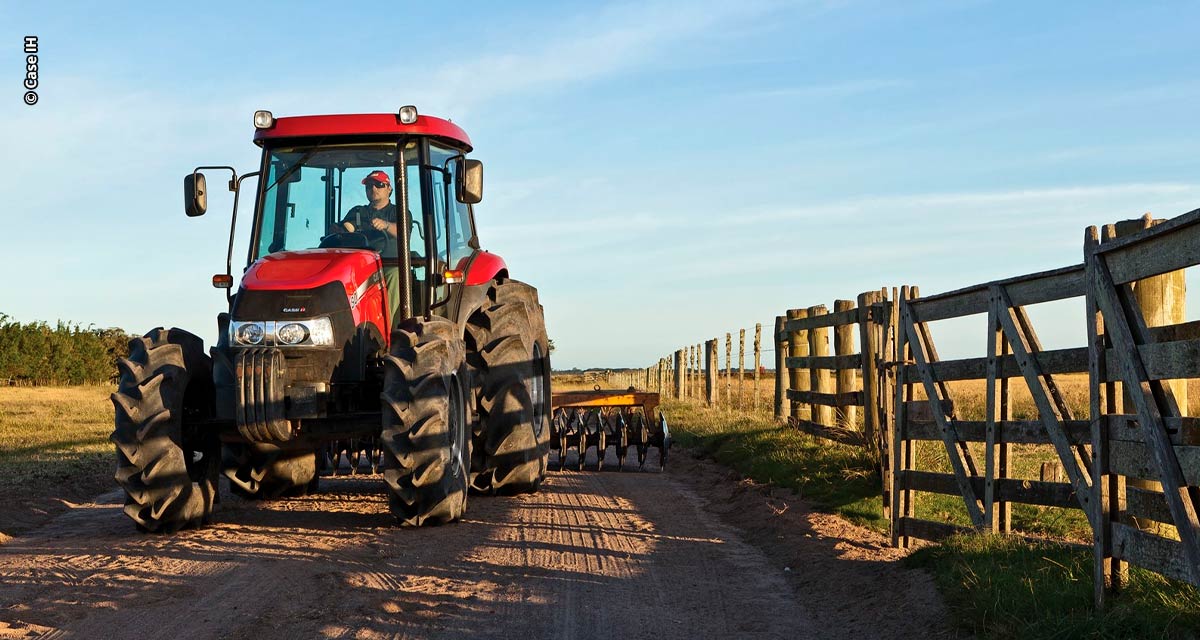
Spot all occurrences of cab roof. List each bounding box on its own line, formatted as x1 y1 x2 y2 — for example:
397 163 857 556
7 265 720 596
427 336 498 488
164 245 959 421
252 113 472 152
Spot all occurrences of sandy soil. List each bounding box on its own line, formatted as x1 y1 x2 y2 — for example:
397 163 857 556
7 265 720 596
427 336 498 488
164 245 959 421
0 449 958 639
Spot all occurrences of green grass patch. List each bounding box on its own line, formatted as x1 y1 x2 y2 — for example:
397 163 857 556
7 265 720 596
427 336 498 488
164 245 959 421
906 533 1200 639
662 399 887 531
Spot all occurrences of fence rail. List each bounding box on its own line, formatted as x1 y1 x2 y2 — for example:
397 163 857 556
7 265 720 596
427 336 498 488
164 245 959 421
647 209 1200 608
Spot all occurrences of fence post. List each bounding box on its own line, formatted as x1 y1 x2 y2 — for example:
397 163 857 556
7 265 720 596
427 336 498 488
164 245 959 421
787 309 809 420
774 316 786 421
856 291 882 457
691 344 698 400
754 323 762 411
738 329 746 409
686 343 696 398
1115 214 1186 539
834 299 857 430
691 344 699 400
892 286 914 548
720 333 729 403
705 339 717 406
693 345 700 400
685 345 692 400
673 350 683 399
808 305 832 426
882 287 897 530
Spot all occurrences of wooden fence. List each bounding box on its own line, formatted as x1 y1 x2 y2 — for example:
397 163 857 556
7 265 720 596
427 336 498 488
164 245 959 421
777 291 891 453
649 325 769 411
646 209 1200 606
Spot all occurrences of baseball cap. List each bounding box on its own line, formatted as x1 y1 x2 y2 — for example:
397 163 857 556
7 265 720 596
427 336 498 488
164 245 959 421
361 170 391 185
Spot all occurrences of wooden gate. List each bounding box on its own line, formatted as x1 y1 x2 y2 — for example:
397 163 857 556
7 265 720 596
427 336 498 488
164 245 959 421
1085 212 1200 605
891 266 1095 546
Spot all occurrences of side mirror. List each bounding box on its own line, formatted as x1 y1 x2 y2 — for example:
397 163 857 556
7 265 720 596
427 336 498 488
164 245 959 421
456 159 483 205
185 172 207 217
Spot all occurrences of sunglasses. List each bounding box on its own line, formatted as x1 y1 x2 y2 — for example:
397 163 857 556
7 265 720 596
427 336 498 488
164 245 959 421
366 180 389 189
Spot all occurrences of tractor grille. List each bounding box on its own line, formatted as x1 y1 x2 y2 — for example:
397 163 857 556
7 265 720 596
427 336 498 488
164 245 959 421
235 347 292 442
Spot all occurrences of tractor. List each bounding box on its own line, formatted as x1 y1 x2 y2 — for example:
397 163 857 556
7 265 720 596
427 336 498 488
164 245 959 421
111 107 551 531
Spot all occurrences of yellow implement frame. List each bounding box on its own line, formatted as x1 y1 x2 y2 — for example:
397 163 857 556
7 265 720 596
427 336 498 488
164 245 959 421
551 388 660 417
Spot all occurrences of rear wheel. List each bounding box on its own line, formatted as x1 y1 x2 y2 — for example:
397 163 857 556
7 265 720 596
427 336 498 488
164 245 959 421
111 328 219 533
380 316 471 526
466 279 552 493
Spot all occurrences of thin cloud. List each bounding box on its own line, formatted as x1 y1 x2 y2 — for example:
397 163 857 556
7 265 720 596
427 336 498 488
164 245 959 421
254 0 786 119
737 78 912 100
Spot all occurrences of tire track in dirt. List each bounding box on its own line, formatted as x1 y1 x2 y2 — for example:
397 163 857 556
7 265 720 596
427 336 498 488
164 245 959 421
0 451 949 639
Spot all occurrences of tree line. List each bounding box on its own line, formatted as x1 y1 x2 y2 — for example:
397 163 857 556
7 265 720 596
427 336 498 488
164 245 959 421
0 313 133 386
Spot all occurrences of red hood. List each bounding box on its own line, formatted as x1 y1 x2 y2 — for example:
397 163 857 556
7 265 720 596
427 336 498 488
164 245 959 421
241 249 382 299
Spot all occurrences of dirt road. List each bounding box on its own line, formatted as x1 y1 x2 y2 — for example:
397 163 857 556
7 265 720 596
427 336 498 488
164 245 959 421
0 451 954 639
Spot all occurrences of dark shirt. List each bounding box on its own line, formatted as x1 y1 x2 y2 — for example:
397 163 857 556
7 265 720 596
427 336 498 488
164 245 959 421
340 203 398 257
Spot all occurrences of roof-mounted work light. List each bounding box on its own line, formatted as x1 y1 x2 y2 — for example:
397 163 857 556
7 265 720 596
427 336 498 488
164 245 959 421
253 110 275 129
398 105 419 124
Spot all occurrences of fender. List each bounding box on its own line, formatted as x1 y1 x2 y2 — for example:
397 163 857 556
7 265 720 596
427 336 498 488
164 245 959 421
449 251 510 331
465 251 507 286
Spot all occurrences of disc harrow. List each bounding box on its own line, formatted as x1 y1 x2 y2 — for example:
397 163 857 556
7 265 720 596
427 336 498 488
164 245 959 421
321 437 383 476
550 387 670 472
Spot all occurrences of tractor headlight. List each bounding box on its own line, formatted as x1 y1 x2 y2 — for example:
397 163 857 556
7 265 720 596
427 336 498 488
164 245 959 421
230 318 334 347
276 323 308 345
234 322 265 345
308 318 334 346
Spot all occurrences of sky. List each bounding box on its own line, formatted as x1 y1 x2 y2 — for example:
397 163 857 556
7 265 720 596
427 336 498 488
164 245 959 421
2 1 1200 370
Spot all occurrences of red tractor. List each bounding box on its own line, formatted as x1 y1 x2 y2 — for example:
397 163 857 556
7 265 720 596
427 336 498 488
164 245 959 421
111 108 551 531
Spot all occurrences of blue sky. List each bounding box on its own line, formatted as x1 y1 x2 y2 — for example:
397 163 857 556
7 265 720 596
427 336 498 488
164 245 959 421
2 1 1199 369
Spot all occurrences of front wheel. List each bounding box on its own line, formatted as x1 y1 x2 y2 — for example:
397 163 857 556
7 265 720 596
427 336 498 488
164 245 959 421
111 328 219 533
380 316 471 526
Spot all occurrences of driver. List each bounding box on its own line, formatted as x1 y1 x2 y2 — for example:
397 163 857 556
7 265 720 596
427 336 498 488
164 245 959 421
339 170 403 326
340 170 398 240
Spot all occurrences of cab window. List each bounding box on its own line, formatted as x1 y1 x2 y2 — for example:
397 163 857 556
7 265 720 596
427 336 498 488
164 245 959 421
429 143 475 269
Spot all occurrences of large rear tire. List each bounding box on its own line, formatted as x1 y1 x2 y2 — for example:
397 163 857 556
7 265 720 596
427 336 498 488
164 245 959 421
380 316 471 526
111 328 219 533
465 279 552 493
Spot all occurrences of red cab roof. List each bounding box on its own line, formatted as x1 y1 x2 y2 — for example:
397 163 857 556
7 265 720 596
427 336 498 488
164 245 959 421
252 113 472 151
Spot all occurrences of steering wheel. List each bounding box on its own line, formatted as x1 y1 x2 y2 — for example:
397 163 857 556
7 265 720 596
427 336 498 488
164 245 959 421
360 228 389 253
319 231 367 250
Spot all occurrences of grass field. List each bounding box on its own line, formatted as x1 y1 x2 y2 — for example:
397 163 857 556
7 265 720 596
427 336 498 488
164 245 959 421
0 385 115 537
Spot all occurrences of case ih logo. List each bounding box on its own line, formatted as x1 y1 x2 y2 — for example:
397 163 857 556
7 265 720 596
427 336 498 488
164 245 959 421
281 306 307 314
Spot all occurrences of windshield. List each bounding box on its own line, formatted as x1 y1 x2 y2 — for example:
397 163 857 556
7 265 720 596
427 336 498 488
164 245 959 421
254 142 424 261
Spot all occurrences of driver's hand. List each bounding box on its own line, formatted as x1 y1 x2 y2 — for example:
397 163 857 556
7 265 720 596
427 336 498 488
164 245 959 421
370 218 389 231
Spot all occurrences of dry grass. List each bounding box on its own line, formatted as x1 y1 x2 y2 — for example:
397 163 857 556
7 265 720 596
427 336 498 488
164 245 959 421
0 385 115 536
